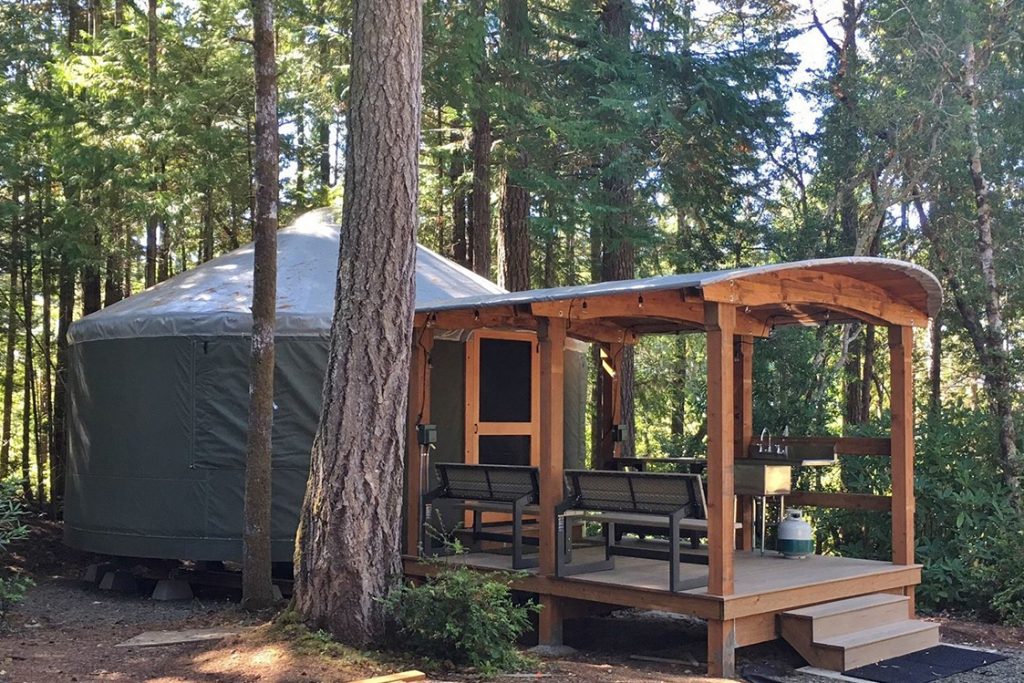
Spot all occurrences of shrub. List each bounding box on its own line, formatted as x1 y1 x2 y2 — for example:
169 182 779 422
382 565 537 674
0 479 32 625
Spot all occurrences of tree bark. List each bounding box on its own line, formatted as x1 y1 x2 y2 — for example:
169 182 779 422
499 168 529 290
146 0 159 288
469 109 491 278
201 182 215 262
293 0 421 644
598 0 637 459
497 0 530 291
962 41 1020 504
1 219 18 479
82 227 102 315
51 251 74 514
468 0 491 278
450 131 468 266
21 211 35 503
242 0 280 611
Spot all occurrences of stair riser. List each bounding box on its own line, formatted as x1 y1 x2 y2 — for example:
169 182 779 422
842 626 940 671
812 601 911 640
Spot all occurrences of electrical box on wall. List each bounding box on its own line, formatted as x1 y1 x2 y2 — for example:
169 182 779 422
416 423 437 446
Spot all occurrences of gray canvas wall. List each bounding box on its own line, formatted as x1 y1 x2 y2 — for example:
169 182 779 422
64 335 588 562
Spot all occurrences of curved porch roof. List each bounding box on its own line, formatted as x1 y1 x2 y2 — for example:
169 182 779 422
415 257 942 343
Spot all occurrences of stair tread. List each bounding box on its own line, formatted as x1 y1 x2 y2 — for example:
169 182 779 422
785 593 908 620
818 619 938 650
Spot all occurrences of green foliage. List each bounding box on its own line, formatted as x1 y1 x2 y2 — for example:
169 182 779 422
0 479 32 625
802 406 1024 620
382 566 538 674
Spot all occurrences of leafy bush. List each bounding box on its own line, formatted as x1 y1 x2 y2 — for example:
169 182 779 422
801 405 1024 620
0 479 32 625
383 565 537 674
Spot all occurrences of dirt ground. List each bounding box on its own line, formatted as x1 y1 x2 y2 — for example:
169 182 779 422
2 517 1022 683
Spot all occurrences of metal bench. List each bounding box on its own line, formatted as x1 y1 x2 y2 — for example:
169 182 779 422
556 469 740 592
422 463 540 569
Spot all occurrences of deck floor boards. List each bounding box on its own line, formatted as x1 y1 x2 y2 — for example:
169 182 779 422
432 544 911 598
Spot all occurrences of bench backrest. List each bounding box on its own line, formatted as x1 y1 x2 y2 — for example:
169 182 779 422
563 469 706 518
436 463 540 503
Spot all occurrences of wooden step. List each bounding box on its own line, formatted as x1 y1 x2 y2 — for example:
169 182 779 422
780 594 939 672
784 593 910 640
818 619 940 670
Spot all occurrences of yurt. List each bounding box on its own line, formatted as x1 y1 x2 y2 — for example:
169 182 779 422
64 209 588 562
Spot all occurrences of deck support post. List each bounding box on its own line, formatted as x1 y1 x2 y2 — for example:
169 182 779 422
705 302 736 597
597 342 623 469
889 325 916 613
706 303 737 676
538 594 564 646
538 317 567 644
734 335 754 551
707 617 737 678
405 327 433 556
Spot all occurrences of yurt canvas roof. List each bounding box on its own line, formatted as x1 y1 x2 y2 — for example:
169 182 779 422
68 209 505 344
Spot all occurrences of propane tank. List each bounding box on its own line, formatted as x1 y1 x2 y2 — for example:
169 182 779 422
777 508 813 559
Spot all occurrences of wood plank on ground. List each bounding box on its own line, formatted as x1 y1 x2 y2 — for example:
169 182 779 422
347 671 426 683
115 626 245 647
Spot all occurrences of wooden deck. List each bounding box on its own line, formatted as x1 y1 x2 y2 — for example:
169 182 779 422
403 546 921 648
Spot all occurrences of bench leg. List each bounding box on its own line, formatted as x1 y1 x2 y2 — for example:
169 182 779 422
511 497 537 569
538 594 563 646
669 511 682 593
707 618 736 678
471 509 483 551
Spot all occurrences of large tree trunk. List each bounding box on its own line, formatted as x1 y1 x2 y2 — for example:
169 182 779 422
915 185 1020 510
242 0 280 610
1 221 18 478
82 227 102 315
146 0 159 288
293 0 421 644
597 0 637 458
51 252 74 513
469 109 491 278
497 0 530 291
963 42 1020 505
499 169 529 290
450 131 469 266
468 0 491 278
21 210 35 504
201 183 215 262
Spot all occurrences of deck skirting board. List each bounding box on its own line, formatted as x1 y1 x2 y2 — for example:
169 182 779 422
402 552 922 630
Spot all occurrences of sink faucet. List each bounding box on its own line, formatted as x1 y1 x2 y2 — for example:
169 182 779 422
760 428 771 454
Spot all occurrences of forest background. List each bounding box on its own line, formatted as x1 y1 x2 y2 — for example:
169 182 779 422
2 0 1023 623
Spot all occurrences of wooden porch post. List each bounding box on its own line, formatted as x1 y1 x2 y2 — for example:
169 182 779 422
597 342 623 469
889 325 916 611
706 303 736 678
734 335 754 551
538 317 567 644
405 327 433 556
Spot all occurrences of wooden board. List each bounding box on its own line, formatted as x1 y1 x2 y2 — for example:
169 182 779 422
116 627 245 647
348 671 426 683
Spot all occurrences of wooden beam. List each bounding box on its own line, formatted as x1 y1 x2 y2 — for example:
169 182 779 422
734 335 754 551
703 271 929 327
531 291 771 337
405 327 433 555
538 317 567 645
538 317 566 576
746 436 892 457
707 618 736 678
786 491 892 512
889 326 915 570
705 302 735 597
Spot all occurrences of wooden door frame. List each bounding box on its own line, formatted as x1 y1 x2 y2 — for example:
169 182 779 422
464 329 541 468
